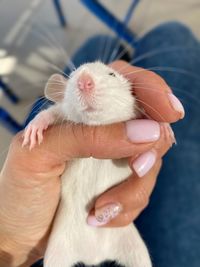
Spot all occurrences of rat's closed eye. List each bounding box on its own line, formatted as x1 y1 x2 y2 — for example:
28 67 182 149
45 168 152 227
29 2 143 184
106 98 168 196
108 72 116 77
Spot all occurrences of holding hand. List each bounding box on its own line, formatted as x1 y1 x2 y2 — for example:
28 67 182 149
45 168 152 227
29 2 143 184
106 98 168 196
0 61 184 267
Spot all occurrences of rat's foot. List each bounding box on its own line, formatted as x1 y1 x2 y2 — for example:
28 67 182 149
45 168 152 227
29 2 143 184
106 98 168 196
22 110 54 150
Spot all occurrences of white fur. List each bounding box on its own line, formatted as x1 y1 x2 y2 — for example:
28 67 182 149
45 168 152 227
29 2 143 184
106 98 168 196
44 62 152 267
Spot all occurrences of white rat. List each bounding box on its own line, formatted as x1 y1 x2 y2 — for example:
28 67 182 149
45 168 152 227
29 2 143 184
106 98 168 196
23 61 152 267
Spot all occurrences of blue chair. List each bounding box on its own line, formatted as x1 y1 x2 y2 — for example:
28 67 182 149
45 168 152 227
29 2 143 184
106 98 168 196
53 0 140 46
80 0 140 47
0 79 21 133
0 96 52 134
0 78 19 104
0 107 23 133
53 0 67 27
1 1 140 134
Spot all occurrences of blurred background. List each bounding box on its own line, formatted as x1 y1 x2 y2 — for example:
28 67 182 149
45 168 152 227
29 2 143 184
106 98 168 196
0 0 200 168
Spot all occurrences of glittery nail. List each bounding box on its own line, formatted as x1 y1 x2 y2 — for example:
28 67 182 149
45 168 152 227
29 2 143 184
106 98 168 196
94 203 123 224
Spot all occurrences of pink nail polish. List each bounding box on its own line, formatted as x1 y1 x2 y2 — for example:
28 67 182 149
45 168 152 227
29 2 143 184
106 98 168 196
168 93 185 119
87 216 108 227
87 203 122 227
132 151 156 177
126 120 160 143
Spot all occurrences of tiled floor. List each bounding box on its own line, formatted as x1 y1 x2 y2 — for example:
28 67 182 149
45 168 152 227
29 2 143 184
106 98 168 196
0 0 200 167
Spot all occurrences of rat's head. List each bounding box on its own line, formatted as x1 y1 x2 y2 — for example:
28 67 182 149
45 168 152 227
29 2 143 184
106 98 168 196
45 62 137 125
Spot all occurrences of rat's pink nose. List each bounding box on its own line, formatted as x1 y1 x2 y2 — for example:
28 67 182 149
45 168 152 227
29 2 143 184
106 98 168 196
77 73 94 92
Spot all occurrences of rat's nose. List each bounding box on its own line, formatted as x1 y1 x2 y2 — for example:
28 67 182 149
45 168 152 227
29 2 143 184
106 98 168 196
77 73 94 92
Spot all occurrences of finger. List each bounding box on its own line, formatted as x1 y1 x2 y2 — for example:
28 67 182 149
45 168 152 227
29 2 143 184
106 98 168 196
153 123 175 156
110 60 185 122
88 159 162 227
12 119 161 173
129 123 175 178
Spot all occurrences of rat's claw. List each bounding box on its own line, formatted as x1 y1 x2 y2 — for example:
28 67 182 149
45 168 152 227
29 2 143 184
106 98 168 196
37 129 44 145
22 111 52 149
22 126 32 147
29 127 37 150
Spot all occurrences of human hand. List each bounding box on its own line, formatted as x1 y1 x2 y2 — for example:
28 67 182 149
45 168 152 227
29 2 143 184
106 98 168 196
91 60 184 227
0 61 184 266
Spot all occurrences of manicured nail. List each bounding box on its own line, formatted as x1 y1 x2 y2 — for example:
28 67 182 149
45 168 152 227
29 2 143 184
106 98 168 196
87 203 123 227
126 120 160 143
87 215 107 227
132 151 156 177
168 93 185 119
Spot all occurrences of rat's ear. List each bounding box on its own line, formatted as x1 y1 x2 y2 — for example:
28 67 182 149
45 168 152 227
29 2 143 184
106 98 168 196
44 74 67 102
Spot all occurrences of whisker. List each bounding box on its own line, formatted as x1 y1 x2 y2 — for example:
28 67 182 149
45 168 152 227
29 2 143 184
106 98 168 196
104 33 116 64
112 0 154 62
102 35 111 63
131 46 200 65
113 43 133 62
14 81 67 89
30 22 76 71
12 96 49 117
122 66 200 82
42 60 70 79
128 83 200 108
135 98 166 121
109 37 127 64
134 105 152 120
98 36 107 62
105 22 120 63
29 99 51 116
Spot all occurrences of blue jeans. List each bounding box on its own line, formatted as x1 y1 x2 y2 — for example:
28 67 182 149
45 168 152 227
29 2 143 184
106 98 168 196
31 22 200 267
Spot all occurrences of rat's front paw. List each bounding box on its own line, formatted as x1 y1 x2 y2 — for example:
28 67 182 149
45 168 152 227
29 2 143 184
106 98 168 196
22 112 50 150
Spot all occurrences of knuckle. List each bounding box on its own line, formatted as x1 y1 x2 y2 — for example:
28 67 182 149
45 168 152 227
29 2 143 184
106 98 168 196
145 70 160 82
145 70 166 85
134 185 150 209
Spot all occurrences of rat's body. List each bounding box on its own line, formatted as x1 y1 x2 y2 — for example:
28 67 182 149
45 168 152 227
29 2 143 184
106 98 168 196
23 62 152 267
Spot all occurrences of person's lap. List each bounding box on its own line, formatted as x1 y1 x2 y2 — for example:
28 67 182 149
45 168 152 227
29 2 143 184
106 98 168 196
133 22 200 267
31 22 200 267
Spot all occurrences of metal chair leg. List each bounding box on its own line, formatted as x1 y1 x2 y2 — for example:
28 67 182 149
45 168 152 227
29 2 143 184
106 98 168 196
0 78 19 104
124 0 140 25
53 0 67 27
0 107 23 134
80 0 138 46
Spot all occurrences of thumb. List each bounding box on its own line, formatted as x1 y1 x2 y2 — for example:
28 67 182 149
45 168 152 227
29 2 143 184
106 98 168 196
10 119 161 174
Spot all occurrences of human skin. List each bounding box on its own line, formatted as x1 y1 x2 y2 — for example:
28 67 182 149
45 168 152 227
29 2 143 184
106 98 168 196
0 61 184 266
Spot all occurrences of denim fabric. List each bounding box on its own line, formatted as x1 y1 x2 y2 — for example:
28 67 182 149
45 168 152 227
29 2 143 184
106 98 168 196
31 22 200 267
133 22 200 267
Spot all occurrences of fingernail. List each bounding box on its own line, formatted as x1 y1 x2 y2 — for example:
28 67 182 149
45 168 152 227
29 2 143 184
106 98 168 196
132 151 156 177
87 203 123 227
126 120 160 143
162 123 177 145
168 93 185 119
168 124 177 145
87 215 107 227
